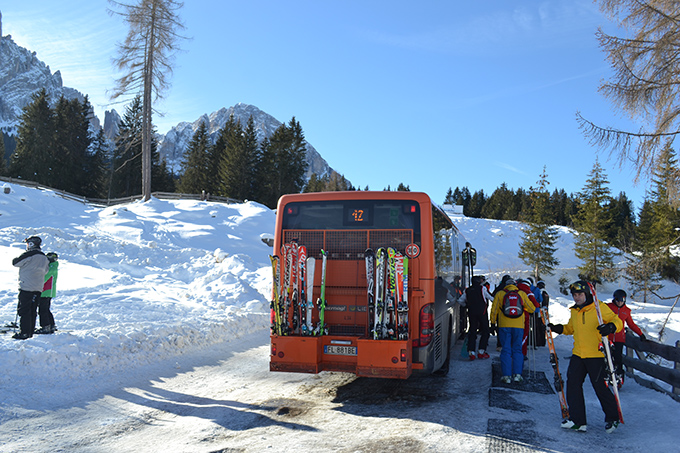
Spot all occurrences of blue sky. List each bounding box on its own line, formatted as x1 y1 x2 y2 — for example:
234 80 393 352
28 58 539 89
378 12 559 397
1 1 648 209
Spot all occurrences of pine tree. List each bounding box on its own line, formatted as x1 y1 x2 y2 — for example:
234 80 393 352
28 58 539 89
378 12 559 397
467 189 486 218
482 183 513 220
218 115 259 201
573 159 617 283
10 89 53 182
257 118 308 208
109 96 171 197
517 167 560 280
110 96 144 198
444 187 454 204
625 198 663 301
0 131 7 176
607 192 636 251
51 96 95 194
178 121 210 194
85 128 110 198
647 144 680 281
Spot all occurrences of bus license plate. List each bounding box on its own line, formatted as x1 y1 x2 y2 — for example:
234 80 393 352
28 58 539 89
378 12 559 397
324 345 357 356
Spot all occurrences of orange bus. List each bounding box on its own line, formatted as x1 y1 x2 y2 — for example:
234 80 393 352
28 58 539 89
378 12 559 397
269 191 470 379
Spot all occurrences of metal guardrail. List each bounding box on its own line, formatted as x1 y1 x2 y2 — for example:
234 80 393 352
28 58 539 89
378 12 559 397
0 176 242 206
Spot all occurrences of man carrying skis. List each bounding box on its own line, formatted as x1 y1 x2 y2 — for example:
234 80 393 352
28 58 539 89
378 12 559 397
548 280 623 433
11 236 49 340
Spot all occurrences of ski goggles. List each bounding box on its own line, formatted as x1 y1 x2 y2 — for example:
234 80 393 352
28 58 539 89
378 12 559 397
569 282 588 293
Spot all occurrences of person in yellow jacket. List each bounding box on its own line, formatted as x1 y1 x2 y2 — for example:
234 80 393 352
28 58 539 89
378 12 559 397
490 279 536 384
548 280 623 434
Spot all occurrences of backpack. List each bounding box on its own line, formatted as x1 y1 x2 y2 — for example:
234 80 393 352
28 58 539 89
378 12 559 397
502 290 523 318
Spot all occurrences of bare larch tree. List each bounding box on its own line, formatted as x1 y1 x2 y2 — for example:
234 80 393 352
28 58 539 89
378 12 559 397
109 0 186 201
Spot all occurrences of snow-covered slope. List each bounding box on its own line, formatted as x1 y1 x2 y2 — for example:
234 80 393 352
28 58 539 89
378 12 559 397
1 185 679 451
0 183 274 383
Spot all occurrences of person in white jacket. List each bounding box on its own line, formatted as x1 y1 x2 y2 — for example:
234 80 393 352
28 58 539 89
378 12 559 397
12 236 49 339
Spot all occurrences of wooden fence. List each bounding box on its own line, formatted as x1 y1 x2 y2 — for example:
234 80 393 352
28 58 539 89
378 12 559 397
623 329 680 402
0 176 241 206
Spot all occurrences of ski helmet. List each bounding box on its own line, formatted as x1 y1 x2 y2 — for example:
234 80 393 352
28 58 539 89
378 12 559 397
46 252 58 262
613 289 627 304
569 280 591 295
24 236 42 250
537 281 546 289
569 280 594 304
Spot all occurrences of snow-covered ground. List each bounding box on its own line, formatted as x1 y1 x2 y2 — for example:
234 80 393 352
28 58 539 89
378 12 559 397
0 184 678 452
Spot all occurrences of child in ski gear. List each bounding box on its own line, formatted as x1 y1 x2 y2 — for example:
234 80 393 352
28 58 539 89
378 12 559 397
36 252 59 334
548 280 623 433
490 279 536 383
11 236 49 340
606 289 645 385
458 275 493 360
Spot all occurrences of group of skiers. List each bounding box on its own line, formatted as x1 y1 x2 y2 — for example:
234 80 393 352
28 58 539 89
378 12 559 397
10 236 59 339
458 274 646 434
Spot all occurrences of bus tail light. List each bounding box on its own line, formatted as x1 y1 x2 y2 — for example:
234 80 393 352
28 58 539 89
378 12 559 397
413 303 434 348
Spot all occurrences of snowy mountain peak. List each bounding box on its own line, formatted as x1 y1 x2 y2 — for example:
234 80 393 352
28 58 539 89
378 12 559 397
157 102 335 180
0 34 93 132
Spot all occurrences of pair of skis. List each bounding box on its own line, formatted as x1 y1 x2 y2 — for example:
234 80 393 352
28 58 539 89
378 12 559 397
366 247 408 340
541 308 569 421
588 282 625 424
270 244 326 336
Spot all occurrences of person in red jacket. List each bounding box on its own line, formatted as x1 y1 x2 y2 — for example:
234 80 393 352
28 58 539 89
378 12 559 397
607 289 646 386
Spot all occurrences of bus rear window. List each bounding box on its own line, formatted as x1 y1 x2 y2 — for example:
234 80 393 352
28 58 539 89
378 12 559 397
282 200 420 232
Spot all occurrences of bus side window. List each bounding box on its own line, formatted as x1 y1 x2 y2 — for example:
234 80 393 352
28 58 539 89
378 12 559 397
431 205 455 281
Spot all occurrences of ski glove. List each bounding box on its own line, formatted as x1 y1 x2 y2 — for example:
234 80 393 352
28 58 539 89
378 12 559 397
548 323 563 335
639 334 646 341
597 322 617 336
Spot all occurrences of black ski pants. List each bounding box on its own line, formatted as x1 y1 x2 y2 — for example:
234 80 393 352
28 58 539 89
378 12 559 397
38 296 55 328
612 342 625 375
466 311 490 352
17 290 40 336
566 355 620 425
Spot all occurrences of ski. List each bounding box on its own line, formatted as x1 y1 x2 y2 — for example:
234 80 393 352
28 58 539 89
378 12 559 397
1 323 18 334
305 256 316 335
315 249 328 336
290 243 299 334
384 248 397 339
270 255 283 336
298 245 307 335
588 282 624 424
281 244 292 335
365 248 375 338
373 248 386 339
540 308 569 420
397 255 409 340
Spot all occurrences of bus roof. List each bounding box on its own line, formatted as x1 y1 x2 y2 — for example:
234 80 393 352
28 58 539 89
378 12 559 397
277 191 433 209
